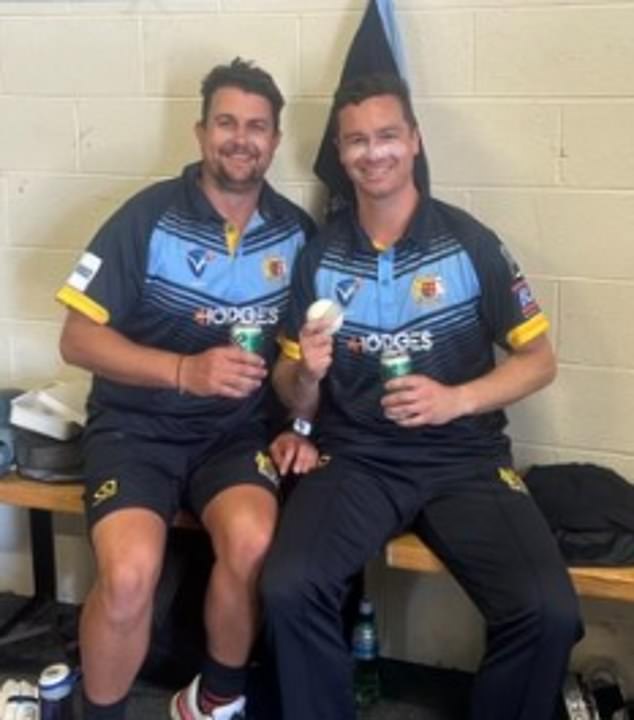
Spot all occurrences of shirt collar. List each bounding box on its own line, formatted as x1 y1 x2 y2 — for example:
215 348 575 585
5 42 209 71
181 161 286 223
341 195 432 253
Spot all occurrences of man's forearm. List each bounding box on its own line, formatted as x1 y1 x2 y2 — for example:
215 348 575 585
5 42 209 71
60 310 180 389
458 334 556 416
273 357 320 419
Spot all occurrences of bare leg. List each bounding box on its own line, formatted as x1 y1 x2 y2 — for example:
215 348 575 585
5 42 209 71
80 509 167 703
201 485 277 666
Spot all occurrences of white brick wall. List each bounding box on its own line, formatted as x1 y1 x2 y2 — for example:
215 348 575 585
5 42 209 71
1 0 633 679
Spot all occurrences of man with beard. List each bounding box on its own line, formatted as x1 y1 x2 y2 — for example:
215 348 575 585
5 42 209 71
56 59 316 720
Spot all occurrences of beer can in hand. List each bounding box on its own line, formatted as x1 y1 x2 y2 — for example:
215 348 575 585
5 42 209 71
380 350 412 382
231 324 264 354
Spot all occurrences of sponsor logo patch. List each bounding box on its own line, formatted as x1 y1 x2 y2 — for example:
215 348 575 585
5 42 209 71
187 248 215 278
335 278 362 307
67 251 102 292
92 478 119 507
346 330 433 355
193 306 279 327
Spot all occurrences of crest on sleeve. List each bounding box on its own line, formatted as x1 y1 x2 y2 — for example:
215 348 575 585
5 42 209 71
512 280 539 318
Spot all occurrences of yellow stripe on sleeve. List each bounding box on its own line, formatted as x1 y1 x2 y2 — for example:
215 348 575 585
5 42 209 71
277 335 302 361
56 285 110 325
506 313 550 350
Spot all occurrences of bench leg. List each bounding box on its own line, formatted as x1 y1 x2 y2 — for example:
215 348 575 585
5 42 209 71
0 508 58 643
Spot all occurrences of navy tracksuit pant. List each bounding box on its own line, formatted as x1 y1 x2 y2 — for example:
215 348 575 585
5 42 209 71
260 455 582 720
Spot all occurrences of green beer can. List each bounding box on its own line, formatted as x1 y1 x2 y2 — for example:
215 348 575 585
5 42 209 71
380 349 412 382
231 323 264 354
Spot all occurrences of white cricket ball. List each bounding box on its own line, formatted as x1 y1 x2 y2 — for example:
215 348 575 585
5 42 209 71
306 299 344 335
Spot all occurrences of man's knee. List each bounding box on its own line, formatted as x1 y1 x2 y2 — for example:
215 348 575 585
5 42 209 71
496 584 581 648
540 587 582 645
217 523 276 583
97 552 162 624
260 553 345 623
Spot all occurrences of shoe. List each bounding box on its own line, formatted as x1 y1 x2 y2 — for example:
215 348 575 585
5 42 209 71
0 680 38 720
170 675 245 720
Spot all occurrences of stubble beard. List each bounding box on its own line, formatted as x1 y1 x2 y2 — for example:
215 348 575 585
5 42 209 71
215 166 263 193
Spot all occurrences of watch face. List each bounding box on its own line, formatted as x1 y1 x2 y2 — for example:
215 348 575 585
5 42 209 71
293 417 312 437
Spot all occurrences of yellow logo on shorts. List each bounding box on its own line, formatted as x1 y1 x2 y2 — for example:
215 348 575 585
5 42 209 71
92 478 119 507
497 467 528 494
255 452 279 487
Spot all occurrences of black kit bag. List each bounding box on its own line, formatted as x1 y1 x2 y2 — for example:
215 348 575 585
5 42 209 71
525 463 634 566
13 427 83 481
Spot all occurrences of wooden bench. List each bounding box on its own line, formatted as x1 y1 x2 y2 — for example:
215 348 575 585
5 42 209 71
385 533 634 603
2 472 634 610
0 472 199 525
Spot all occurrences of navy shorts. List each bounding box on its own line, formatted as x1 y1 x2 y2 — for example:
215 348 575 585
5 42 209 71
81 424 280 531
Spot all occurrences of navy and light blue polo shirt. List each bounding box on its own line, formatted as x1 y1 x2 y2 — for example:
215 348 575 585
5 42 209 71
280 198 549 466
57 162 314 438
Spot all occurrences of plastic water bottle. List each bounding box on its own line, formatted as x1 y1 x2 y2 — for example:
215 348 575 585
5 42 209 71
352 597 381 708
38 663 76 720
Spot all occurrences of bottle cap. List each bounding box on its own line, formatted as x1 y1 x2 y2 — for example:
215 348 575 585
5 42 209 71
38 664 73 700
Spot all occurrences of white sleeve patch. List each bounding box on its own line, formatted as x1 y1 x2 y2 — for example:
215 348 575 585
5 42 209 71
67 251 102 292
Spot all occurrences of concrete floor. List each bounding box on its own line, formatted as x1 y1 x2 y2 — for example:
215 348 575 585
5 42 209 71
0 594 472 719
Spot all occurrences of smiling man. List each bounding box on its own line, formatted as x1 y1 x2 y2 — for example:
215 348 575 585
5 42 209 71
56 59 316 720
261 73 582 720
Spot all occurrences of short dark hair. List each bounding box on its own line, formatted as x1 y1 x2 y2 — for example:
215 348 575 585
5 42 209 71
200 57 285 131
332 73 417 135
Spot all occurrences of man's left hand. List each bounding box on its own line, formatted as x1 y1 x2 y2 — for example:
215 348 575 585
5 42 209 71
269 431 319 476
381 374 467 427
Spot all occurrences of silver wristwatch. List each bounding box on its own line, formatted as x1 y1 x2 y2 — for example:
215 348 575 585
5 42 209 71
292 417 313 438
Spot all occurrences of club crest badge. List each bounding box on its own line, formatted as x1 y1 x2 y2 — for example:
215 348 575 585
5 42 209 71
412 275 445 304
263 257 287 281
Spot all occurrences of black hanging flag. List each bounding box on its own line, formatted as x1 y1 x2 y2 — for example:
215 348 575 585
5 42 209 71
313 0 429 217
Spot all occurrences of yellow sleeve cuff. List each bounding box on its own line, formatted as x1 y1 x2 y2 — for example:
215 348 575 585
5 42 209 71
56 285 110 325
506 313 549 350
277 335 302 361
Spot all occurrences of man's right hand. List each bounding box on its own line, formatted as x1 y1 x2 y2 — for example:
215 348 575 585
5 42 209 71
298 319 333 383
179 345 267 398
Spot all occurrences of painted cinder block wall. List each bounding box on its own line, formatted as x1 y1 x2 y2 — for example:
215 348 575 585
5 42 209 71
1 0 633 680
